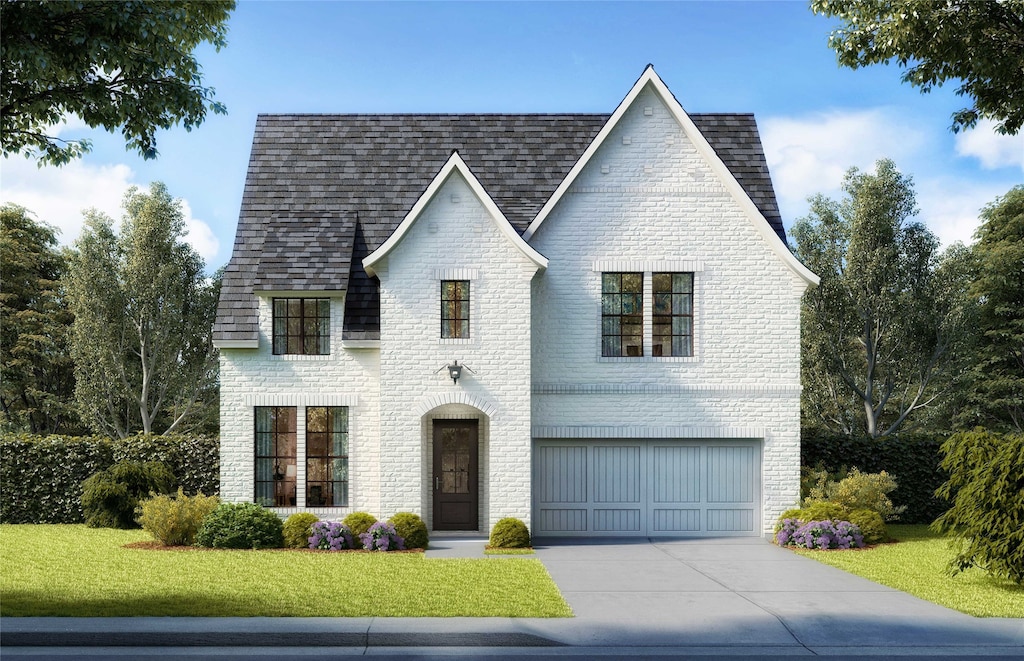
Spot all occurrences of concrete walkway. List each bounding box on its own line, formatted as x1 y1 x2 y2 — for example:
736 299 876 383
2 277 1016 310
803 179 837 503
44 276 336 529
3 536 1022 657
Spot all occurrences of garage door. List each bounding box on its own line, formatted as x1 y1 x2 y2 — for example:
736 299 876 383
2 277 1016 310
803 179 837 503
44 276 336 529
532 439 761 537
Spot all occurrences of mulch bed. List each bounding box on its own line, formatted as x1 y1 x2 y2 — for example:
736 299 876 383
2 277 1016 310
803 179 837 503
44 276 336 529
123 541 424 553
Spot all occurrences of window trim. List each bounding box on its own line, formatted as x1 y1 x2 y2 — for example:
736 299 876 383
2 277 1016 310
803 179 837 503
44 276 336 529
271 297 331 356
440 280 471 339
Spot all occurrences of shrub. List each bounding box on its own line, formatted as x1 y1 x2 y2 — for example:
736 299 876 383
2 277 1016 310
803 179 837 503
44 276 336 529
489 517 531 548
137 488 219 545
80 460 176 529
389 512 428 550
799 501 848 522
359 521 405 551
308 521 355 551
933 429 1024 584
808 467 905 521
283 512 319 549
195 502 284 549
776 519 865 550
847 508 888 544
342 511 378 548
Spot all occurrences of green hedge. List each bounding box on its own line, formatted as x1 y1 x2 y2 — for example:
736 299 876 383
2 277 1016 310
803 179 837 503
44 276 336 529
0 433 219 524
801 430 947 524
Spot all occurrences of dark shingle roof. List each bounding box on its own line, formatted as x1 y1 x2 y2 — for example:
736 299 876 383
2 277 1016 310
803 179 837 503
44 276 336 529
214 113 785 344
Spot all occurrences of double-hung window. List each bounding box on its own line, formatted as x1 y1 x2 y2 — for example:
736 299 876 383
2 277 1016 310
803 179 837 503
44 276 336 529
441 280 470 339
272 298 330 355
601 272 643 357
305 406 349 507
653 272 694 357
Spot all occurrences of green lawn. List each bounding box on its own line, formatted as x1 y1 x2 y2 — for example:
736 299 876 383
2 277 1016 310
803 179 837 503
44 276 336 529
0 525 572 618
793 524 1024 618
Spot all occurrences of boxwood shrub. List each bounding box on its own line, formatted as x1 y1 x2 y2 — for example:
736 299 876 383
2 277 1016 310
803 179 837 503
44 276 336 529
195 502 284 549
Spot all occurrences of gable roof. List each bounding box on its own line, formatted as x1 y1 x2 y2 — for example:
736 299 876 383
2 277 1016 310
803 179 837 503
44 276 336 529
214 110 788 346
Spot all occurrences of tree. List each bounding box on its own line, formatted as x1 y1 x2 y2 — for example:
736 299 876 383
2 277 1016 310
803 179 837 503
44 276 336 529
811 0 1024 134
0 204 81 433
955 186 1024 431
66 183 219 437
1 0 235 165
792 159 966 438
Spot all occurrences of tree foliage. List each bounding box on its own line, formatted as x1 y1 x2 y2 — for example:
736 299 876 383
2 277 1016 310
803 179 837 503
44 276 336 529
0 204 81 433
792 159 966 438
811 0 1024 134
66 182 219 438
0 0 235 165
955 186 1024 431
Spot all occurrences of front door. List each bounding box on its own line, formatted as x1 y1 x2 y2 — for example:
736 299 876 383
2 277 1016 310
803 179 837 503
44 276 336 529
432 420 479 530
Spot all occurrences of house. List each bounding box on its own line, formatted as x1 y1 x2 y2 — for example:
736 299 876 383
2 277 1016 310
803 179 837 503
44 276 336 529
213 66 818 537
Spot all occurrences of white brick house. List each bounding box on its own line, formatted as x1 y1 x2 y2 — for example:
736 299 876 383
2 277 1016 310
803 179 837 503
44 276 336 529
213 66 818 537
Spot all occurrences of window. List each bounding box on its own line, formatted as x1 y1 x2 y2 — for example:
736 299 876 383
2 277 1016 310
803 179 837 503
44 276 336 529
441 280 470 338
653 273 694 357
272 298 329 355
255 407 296 506
306 407 349 507
601 272 643 357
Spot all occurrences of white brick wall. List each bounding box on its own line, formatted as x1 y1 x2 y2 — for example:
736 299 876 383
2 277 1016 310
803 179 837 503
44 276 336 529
528 85 808 534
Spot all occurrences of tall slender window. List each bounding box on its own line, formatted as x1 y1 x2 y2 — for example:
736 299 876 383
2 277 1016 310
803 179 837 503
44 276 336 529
272 298 330 355
306 406 349 507
601 272 643 357
254 407 297 506
441 280 470 338
653 272 694 357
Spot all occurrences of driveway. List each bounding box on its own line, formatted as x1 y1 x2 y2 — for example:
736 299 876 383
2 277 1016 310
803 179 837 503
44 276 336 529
525 536 1024 652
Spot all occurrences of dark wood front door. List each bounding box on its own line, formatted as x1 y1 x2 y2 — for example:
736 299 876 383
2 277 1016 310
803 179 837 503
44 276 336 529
432 420 479 531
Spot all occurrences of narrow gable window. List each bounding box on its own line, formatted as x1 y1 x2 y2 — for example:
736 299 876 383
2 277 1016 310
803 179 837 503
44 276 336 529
272 298 330 355
254 406 297 506
306 406 349 507
653 272 694 357
441 280 470 338
602 272 643 357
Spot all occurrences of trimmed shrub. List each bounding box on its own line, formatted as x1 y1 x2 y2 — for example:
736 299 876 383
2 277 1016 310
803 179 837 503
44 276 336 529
342 511 378 548
308 521 355 551
389 512 428 550
137 488 219 545
933 429 1024 584
195 502 284 549
847 508 888 544
490 517 531 548
776 519 865 549
81 460 176 528
807 467 905 521
359 521 405 551
799 501 847 522
802 430 946 523
283 512 319 549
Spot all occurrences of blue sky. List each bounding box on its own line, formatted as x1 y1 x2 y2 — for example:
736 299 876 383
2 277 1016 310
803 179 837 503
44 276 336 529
2 0 1021 271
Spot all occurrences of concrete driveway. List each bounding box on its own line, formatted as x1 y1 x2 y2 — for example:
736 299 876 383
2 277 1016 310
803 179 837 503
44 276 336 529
526 536 1024 652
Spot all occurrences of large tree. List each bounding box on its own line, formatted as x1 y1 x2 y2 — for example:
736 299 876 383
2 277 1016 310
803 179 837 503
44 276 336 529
66 183 218 437
0 204 80 433
792 159 966 438
956 186 1024 431
1 0 235 165
811 0 1024 134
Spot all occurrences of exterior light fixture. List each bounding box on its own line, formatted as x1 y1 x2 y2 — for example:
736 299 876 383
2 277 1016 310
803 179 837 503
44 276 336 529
436 360 474 385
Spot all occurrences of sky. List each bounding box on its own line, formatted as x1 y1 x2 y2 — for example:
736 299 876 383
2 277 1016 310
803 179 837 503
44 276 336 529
2 0 1021 272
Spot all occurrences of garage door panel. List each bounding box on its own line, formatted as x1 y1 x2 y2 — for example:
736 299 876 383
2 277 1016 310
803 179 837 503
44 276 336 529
593 445 641 503
652 508 701 532
594 508 641 531
706 445 757 504
651 444 700 503
707 508 755 532
536 445 587 503
537 508 587 533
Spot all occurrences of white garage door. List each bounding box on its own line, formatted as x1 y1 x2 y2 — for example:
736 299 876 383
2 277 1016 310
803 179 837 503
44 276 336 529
532 439 761 537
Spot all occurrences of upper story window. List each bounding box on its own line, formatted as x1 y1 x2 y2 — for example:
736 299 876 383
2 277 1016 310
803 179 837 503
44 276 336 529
272 298 330 355
441 280 470 339
601 272 643 357
653 273 694 357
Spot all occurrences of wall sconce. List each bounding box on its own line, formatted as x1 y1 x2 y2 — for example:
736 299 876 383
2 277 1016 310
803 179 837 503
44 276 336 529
436 360 474 385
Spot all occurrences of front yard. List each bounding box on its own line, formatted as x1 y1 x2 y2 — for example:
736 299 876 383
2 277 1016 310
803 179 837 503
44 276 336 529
794 524 1024 618
0 525 571 617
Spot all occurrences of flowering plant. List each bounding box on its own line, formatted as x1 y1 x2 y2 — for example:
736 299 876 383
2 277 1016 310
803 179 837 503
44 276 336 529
308 521 355 551
775 518 865 550
359 521 405 551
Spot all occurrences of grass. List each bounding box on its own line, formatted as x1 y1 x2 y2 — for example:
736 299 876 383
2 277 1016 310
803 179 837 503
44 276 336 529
792 524 1024 618
484 547 535 555
0 525 572 618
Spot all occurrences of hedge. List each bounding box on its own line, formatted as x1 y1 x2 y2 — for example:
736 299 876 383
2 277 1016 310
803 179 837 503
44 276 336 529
801 430 947 524
0 433 219 524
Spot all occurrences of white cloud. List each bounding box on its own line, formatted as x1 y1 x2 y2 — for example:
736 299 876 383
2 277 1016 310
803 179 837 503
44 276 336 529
760 108 929 222
0 156 218 261
917 178 1008 248
954 118 1024 171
